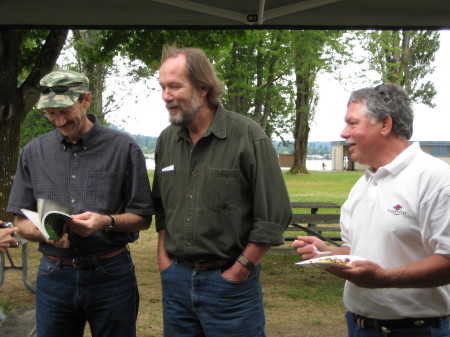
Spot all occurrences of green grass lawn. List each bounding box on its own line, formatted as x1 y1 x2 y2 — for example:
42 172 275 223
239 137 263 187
285 170 364 206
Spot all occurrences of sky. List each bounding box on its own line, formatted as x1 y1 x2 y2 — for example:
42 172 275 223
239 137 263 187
106 30 450 142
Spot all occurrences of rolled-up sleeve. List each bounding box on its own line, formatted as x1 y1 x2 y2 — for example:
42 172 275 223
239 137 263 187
249 138 293 246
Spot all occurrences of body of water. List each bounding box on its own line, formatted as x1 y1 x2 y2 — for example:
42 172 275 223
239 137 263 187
146 159 333 171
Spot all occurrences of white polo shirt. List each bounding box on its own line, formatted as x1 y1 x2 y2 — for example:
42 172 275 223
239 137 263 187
341 142 450 319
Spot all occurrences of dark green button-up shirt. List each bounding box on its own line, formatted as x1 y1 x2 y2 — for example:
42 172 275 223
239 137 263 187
152 105 292 261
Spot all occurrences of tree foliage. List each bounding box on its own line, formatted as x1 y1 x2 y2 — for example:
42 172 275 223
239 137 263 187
362 30 439 107
19 108 54 148
60 30 125 124
217 30 294 137
3 28 442 219
98 30 295 138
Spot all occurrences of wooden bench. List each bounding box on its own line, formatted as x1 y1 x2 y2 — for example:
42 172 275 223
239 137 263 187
285 202 342 247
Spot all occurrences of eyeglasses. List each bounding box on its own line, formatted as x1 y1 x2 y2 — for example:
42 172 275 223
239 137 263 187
39 83 85 94
374 83 384 90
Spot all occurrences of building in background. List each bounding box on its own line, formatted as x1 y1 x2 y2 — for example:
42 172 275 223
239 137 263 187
331 141 450 171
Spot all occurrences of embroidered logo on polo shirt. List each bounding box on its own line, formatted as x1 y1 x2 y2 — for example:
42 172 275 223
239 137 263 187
387 204 407 216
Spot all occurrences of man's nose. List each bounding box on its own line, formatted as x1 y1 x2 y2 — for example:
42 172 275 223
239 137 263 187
161 88 172 102
53 114 66 127
340 125 349 139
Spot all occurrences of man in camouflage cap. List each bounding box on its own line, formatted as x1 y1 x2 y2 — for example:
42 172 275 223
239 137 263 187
7 69 154 337
37 69 92 143
38 70 90 109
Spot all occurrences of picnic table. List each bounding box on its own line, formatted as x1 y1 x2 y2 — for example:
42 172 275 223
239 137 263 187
0 239 36 322
286 201 342 247
0 240 36 293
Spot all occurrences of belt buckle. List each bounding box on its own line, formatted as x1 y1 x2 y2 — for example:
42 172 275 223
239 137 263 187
356 316 391 334
381 326 391 334
414 319 425 327
72 257 86 268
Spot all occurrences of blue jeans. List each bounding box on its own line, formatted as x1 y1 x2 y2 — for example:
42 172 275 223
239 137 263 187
346 311 450 337
35 251 139 337
161 260 266 337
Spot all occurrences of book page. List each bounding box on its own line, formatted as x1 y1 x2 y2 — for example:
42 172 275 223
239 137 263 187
21 208 49 240
38 198 72 218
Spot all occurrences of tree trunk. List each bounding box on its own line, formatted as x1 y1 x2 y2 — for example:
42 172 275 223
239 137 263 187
400 31 411 91
260 38 279 133
227 43 240 113
84 61 106 122
253 40 264 124
0 117 22 221
0 29 68 219
72 30 108 123
289 72 310 175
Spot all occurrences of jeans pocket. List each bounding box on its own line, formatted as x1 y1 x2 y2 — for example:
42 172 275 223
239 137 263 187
218 264 260 284
38 257 58 276
99 252 134 276
160 260 176 275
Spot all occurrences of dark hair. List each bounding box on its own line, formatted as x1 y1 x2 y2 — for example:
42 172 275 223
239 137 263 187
77 93 86 103
161 45 223 109
348 83 414 140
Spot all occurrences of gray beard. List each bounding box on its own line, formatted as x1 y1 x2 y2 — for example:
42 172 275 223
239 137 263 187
170 98 202 126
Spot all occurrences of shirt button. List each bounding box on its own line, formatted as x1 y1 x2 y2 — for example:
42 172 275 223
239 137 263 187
74 153 78 157
187 218 190 222
373 182 378 186
71 199 76 204
71 175 76 179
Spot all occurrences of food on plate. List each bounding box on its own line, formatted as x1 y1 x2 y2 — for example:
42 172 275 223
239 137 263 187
295 255 365 268
313 256 351 266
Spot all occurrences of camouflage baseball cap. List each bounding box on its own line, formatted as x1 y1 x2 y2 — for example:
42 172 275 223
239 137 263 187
37 70 89 109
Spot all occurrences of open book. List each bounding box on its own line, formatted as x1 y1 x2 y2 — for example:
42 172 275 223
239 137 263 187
21 199 72 241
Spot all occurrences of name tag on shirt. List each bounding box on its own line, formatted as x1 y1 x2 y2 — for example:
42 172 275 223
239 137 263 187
162 165 175 172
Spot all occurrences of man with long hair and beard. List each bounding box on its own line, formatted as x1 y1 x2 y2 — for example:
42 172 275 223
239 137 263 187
152 45 292 337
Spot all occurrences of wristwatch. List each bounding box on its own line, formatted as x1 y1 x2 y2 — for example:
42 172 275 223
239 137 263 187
236 254 255 271
104 215 116 232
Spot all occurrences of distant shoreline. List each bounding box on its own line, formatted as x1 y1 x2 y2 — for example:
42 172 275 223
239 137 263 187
146 159 333 171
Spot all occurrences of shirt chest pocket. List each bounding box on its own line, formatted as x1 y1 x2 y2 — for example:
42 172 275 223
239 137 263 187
205 168 240 211
82 171 122 211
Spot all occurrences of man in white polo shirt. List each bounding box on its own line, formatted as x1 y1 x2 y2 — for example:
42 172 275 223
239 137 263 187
293 83 450 337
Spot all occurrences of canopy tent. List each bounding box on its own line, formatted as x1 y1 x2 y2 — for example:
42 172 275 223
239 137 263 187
0 0 449 28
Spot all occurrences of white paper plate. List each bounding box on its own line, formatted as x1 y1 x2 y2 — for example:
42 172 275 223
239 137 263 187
295 255 366 268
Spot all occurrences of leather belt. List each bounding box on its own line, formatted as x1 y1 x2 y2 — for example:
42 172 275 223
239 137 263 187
352 313 447 334
45 246 127 269
177 257 231 271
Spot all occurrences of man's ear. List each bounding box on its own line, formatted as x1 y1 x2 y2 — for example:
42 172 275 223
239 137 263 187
200 87 208 98
83 92 92 109
380 115 393 136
